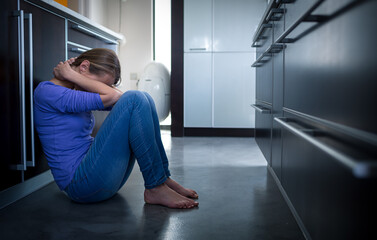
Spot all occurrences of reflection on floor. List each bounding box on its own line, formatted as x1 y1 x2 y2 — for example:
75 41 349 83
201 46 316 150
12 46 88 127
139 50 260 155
0 131 304 240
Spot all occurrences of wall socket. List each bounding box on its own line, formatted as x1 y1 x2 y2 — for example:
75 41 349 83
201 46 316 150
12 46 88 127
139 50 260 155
130 72 138 80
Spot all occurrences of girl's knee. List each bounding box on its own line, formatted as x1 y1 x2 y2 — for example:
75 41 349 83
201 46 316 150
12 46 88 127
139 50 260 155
120 90 146 102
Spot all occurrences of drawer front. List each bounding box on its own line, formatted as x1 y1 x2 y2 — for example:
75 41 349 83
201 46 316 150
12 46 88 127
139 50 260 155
280 112 377 239
255 102 272 164
67 43 91 58
255 26 273 59
273 5 285 40
271 50 284 180
284 1 377 135
256 59 272 104
284 0 317 30
68 21 117 52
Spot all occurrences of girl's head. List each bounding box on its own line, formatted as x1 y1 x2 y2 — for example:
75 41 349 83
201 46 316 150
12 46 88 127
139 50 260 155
71 48 121 86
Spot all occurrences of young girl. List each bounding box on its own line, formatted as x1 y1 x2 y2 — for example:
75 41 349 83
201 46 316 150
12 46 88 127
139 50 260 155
34 48 198 209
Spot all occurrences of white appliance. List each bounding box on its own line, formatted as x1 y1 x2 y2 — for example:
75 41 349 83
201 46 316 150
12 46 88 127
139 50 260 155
138 62 170 122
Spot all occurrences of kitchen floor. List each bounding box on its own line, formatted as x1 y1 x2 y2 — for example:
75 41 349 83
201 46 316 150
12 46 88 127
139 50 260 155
0 131 304 240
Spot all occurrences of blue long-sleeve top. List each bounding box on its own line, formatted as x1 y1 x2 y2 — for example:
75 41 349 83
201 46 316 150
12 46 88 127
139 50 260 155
33 81 105 190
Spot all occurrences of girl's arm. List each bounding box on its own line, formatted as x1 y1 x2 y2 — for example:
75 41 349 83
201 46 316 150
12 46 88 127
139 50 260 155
53 60 122 107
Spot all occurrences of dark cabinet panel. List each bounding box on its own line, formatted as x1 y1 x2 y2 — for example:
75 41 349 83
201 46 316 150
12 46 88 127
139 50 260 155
273 5 284 40
256 60 273 104
20 1 66 181
67 21 117 52
284 0 317 29
280 112 377 239
255 102 272 164
271 49 284 180
284 1 377 135
256 27 273 59
0 1 26 191
254 1 377 239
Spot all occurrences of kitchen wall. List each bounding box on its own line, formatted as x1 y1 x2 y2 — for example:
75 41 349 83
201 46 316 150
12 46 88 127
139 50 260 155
67 0 153 92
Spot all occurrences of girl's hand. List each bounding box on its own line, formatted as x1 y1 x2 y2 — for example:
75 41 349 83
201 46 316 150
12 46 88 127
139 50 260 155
53 58 76 80
66 57 76 65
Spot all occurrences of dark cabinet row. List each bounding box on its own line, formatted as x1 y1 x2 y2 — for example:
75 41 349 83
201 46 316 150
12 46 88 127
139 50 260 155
252 0 377 239
0 0 120 195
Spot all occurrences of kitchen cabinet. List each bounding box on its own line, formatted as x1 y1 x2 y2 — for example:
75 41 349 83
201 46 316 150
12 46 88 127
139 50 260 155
254 102 272 164
252 0 377 239
213 52 254 128
183 0 212 53
270 6 285 181
0 0 65 191
183 0 264 132
213 0 264 52
0 0 122 208
0 0 24 191
21 0 66 181
184 53 212 127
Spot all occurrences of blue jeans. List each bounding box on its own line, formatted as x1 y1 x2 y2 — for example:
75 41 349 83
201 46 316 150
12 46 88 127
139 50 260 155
64 91 171 203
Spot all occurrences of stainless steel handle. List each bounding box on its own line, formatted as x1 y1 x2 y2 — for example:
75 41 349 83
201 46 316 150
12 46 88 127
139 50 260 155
189 48 207 51
266 8 286 22
251 44 284 67
71 24 118 44
69 47 88 54
25 13 35 167
275 0 325 44
251 104 271 114
252 24 273 47
12 10 27 171
274 117 377 179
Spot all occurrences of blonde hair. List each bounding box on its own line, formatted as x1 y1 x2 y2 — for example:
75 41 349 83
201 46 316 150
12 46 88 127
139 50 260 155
71 48 121 86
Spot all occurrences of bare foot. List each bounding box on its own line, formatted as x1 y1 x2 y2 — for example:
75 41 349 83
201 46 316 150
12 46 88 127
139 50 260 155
144 183 199 209
165 178 199 199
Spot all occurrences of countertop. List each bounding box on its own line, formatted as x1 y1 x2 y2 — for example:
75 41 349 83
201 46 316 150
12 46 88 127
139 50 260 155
25 0 125 42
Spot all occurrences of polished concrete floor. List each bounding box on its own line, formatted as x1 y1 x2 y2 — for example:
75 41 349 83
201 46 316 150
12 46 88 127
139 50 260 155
0 131 304 240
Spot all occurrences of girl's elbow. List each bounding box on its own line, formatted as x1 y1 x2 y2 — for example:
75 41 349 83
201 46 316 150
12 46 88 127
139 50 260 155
101 92 122 107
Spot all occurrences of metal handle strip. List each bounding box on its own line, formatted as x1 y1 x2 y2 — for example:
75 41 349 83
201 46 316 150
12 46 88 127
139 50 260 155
251 104 271 114
189 48 207 51
274 117 377 179
266 8 286 22
275 0 325 44
69 47 88 54
25 13 35 167
251 44 284 67
12 10 27 171
252 24 273 47
71 24 118 44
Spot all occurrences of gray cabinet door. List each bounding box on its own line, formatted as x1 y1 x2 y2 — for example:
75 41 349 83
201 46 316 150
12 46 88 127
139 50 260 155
284 1 377 135
0 0 24 191
21 0 66 181
280 112 377 239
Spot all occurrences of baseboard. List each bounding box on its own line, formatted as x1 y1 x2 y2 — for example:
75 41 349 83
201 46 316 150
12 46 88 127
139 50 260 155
267 166 312 240
0 170 54 210
184 128 254 137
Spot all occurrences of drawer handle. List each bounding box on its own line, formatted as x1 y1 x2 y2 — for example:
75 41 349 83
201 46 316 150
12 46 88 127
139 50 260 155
251 104 271 114
252 0 297 47
251 24 273 47
275 0 325 43
275 0 361 44
189 48 207 51
266 8 286 22
251 44 284 67
71 24 118 45
25 13 35 168
70 47 89 54
12 10 27 171
274 117 377 179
